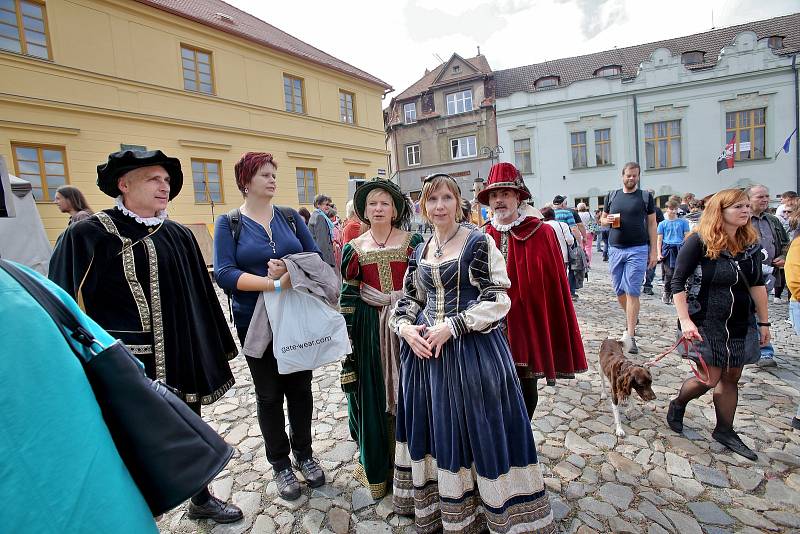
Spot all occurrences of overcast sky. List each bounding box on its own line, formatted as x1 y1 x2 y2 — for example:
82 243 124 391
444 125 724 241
227 0 797 103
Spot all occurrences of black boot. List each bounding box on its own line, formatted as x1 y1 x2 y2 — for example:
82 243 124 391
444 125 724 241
712 427 757 461
666 399 685 433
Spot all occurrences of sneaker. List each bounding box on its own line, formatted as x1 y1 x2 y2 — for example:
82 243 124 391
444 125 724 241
661 293 671 304
642 287 654 296
274 467 302 500
666 400 685 433
571 294 579 301
773 297 782 304
757 357 777 368
712 427 757 461
621 332 639 354
792 417 800 431
294 457 326 488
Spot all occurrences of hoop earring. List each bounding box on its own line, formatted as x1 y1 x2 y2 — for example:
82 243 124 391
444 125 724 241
244 188 249 194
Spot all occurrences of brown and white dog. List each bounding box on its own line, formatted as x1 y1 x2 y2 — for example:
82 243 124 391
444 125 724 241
598 338 656 437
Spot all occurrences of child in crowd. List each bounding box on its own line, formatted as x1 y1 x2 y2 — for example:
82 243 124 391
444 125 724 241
657 200 691 304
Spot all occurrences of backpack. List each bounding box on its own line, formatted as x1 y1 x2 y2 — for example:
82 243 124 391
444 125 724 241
222 206 298 321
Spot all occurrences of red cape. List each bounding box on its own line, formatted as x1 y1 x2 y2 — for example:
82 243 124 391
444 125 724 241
486 217 587 380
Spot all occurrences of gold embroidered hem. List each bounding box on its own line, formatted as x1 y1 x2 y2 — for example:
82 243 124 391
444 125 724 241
340 371 357 385
181 376 235 405
354 462 389 499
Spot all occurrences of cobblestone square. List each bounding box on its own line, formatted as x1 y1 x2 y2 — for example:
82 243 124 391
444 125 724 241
158 257 800 533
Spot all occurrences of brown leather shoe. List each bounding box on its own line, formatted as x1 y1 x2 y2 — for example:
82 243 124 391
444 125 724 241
187 495 244 524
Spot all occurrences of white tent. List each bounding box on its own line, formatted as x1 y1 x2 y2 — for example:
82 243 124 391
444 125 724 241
0 174 52 276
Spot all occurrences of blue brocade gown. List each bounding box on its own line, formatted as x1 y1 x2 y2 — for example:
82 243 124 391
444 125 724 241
390 231 554 534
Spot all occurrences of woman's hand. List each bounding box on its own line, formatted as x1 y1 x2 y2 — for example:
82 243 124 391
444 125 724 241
268 259 288 279
679 317 703 343
758 325 771 347
424 323 452 358
400 324 432 359
278 271 292 290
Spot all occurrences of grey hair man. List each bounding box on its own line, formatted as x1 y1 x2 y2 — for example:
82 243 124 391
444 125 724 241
308 193 336 267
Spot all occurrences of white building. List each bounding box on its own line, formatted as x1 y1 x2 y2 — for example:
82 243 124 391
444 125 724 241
494 13 799 210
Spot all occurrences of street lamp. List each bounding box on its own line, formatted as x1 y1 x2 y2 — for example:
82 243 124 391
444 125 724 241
480 145 504 165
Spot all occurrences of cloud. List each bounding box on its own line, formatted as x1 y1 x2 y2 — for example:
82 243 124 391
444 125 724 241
403 0 535 42
554 0 627 39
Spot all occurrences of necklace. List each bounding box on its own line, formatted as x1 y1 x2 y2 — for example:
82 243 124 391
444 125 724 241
370 226 393 248
433 227 460 258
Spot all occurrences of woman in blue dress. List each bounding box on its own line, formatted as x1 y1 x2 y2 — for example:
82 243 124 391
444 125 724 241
390 174 554 534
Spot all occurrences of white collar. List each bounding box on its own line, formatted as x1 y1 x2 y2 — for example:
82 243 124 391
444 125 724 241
491 212 526 232
114 196 167 226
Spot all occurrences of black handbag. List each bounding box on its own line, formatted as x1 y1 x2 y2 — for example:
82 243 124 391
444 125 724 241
0 260 234 516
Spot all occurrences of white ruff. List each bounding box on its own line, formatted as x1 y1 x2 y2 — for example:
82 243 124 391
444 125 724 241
490 211 525 232
115 196 167 226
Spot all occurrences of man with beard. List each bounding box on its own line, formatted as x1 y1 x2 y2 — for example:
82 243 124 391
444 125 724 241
49 150 242 524
601 162 657 354
479 162 587 418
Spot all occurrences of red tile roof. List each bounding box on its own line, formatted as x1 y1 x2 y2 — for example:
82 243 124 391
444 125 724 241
135 0 392 90
495 12 800 98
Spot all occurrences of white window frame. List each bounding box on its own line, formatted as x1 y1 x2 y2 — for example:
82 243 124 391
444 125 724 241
406 144 420 166
446 89 473 115
403 102 417 124
450 136 476 160
513 139 532 174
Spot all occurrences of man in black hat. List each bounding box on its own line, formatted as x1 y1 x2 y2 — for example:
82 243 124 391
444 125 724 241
49 150 243 523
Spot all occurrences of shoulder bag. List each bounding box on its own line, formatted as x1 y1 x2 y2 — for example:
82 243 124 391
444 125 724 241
0 260 233 516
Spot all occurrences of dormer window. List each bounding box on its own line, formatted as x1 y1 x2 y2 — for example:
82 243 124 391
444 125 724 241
534 76 559 89
681 51 705 65
767 36 784 49
594 65 622 77
452 65 461 73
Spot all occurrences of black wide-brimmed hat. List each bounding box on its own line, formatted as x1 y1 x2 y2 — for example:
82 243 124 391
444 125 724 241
97 149 183 199
353 177 410 227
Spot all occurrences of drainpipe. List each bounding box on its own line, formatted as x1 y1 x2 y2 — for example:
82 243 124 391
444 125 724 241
632 93 640 165
793 55 799 193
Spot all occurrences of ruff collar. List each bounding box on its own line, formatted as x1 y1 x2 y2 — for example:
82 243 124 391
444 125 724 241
491 212 526 232
115 196 168 226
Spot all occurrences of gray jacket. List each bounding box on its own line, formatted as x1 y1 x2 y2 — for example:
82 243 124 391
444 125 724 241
241 252 340 358
308 209 336 267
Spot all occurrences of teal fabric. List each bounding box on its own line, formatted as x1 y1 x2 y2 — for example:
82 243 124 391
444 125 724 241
0 263 157 533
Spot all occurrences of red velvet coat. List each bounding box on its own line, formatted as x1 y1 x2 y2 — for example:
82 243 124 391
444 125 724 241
485 216 587 381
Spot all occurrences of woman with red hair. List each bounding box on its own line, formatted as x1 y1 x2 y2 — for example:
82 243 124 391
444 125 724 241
213 152 325 500
667 188 770 460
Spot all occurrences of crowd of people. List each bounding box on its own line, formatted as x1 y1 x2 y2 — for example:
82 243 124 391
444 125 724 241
4 145 799 532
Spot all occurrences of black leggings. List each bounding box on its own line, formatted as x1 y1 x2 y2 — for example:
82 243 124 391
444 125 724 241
519 376 539 420
237 327 314 472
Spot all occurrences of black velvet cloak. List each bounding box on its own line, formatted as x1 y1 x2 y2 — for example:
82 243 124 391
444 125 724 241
49 208 236 404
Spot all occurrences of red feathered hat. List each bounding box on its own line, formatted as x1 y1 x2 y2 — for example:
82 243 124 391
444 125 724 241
476 162 531 205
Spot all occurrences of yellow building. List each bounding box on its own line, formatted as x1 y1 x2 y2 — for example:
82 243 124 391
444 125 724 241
0 0 392 242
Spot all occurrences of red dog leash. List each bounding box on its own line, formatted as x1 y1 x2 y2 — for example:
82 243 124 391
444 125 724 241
644 336 711 386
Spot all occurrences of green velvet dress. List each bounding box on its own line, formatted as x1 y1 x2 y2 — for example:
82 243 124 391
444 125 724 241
340 232 423 498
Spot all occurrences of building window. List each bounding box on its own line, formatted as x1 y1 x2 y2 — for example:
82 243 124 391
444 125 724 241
534 76 559 89
406 144 420 166
514 139 532 174
681 51 705 65
296 167 317 204
597 195 607 211
594 65 622 77
120 144 147 152
283 75 304 113
574 197 589 207
726 108 766 161
450 136 476 159
570 132 587 169
446 89 473 115
403 102 416 124
767 36 784 49
595 128 612 166
11 143 67 201
645 120 682 169
191 159 223 203
349 172 366 181
181 45 214 94
339 90 355 124
0 0 50 59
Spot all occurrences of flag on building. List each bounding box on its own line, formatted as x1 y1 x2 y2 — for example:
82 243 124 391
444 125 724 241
716 136 735 173
774 128 797 159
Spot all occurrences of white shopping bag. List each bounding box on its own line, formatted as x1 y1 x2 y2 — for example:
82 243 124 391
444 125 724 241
263 288 351 374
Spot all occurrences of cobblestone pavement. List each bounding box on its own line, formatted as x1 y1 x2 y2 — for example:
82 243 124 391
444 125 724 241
158 256 800 534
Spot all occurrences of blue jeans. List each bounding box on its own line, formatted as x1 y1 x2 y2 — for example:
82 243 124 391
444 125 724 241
790 301 800 334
